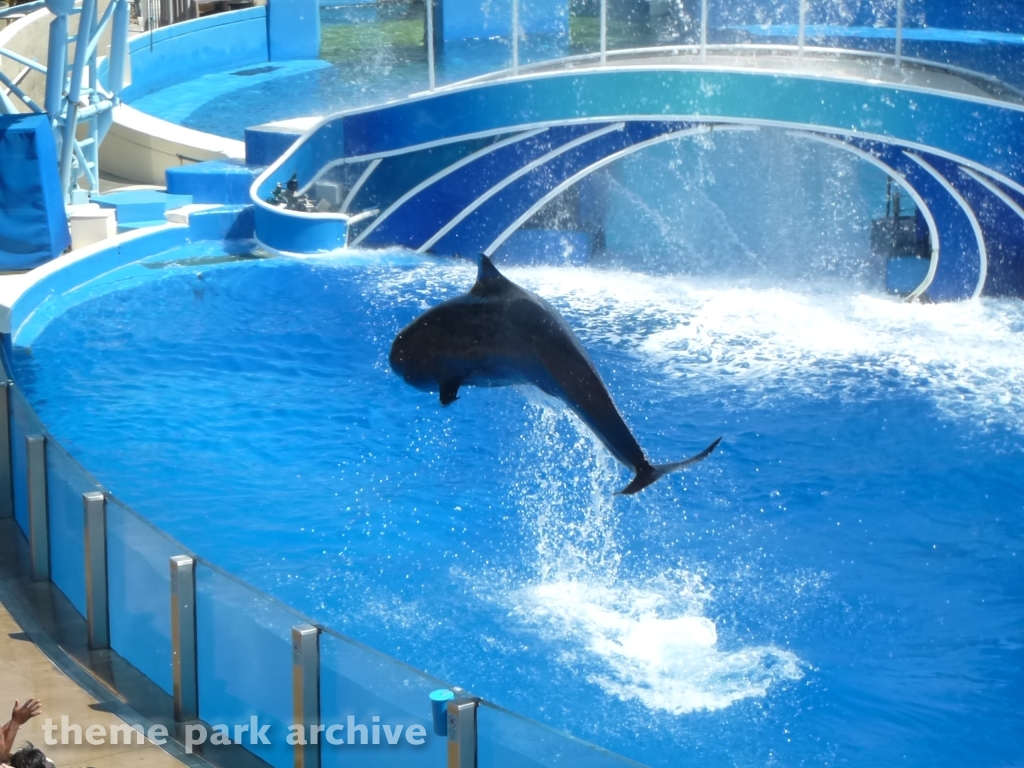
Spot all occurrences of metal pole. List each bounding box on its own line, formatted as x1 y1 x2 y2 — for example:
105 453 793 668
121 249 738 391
700 0 708 61
83 491 108 649
44 14 67 118
895 0 904 69
59 0 97 198
108 0 129 95
27 436 48 581
292 624 320 768
599 0 607 64
797 0 806 59
425 0 436 90
446 699 477 768
0 381 11 520
511 0 519 75
170 555 198 722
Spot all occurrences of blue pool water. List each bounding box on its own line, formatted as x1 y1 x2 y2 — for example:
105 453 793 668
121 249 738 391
12 242 1024 767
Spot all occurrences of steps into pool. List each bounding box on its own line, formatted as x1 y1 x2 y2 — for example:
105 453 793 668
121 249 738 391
93 189 194 232
94 160 263 236
166 160 262 204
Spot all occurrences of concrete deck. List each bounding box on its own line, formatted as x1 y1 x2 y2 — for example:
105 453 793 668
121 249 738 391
0 603 186 768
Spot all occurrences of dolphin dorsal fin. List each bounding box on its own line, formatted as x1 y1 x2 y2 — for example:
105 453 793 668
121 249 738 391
476 254 505 284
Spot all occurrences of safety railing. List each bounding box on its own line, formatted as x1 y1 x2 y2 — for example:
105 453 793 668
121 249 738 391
403 0 1024 98
0 357 641 767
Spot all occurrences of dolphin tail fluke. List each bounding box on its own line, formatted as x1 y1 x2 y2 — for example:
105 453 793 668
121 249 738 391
617 437 722 495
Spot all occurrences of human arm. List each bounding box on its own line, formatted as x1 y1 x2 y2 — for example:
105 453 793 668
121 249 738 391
0 699 42 759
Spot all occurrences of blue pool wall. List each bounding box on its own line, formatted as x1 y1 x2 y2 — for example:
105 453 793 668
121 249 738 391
122 9 268 101
120 0 319 103
7 208 253 341
267 0 321 61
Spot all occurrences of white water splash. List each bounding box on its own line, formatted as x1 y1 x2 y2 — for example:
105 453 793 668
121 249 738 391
517 578 804 715
500 398 804 715
507 267 1024 430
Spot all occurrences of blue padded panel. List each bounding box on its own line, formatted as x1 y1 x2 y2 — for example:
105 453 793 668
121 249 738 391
0 115 70 269
267 0 321 61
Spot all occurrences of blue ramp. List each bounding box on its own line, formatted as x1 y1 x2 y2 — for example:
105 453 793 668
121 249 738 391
250 63 1024 299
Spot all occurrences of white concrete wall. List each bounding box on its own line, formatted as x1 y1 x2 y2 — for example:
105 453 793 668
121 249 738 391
0 7 52 112
99 103 244 185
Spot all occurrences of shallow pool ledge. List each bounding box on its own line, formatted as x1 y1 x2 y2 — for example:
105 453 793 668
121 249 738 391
1 206 255 339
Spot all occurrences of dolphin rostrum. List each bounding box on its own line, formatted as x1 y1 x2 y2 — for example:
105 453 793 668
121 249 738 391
389 255 721 494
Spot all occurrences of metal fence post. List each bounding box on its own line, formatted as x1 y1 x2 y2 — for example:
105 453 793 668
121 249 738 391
0 381 12 520
700 0 708 62
599 0 607 64
27 436 48 580
170 555 198 722
426 0 436 90
83 491 109 649
292 624 320 768
895 0 905 69
797 0 807 58
511 0 519 74
447 699 477 768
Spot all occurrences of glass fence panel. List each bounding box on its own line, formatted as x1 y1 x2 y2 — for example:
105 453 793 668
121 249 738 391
568 0 600 56
319 630 447 768
320 0 436 107
8 385 35 537
195 563 295 768
44 440 100 617
804 0 898 56
901 0 1024 94
477 702 640 768
604 0 667 55
106 497 180 694
518 0 570 66
318 0 513 100
436 0 515 86
648 0 702 48
708 0 800 46
566 0 669 59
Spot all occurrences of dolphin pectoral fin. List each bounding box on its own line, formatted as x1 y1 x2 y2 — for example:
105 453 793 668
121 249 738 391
617 437 723 495
439 380 461 407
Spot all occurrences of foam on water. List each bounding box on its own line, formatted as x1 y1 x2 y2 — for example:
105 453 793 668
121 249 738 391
359 254 1024 434
505 266 1024 433
517 578 804 715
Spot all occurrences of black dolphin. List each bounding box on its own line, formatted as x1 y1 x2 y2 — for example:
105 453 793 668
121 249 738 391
389 255 721 494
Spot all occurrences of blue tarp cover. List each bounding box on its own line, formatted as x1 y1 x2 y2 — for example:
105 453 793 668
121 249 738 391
0 114 70 269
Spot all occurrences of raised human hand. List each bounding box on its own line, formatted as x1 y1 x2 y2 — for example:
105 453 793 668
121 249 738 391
10 699 41 726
